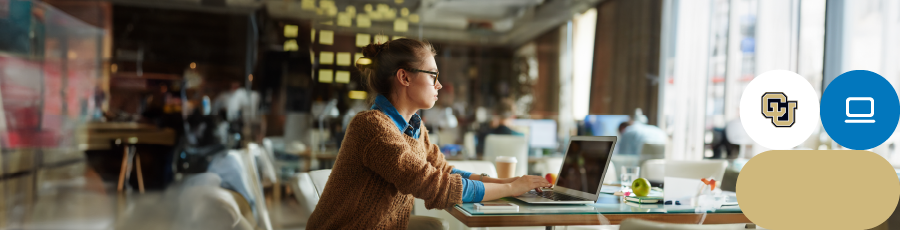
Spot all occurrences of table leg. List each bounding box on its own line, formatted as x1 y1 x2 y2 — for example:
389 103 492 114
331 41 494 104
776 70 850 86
274 180 281 204
304 156 311 172
273 180 282 229
546 226 553 230
122 145 136 192
117 146 128 192
135 152 145 193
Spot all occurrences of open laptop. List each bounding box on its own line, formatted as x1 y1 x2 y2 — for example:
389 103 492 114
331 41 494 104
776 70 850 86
512 136 616 204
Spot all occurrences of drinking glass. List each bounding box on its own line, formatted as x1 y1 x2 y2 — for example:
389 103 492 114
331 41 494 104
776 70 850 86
620 166 641 191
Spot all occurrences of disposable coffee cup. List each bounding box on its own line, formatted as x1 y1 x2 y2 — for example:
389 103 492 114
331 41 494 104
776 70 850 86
495 156 518 179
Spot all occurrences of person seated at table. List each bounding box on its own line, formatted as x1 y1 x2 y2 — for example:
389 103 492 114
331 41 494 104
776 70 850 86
307 38 551 229
617 108 666 155
476 98 525 156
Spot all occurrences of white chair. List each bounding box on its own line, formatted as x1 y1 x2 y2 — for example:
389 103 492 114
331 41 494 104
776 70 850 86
291 170 329 228
664 160 729 181
638 144 665 169
262 137 279 159
536 157 563 176
301 169 444 230
464 132 477 159
484 135 529 177
604 161 617 185
643 160 728 183
640 159 666 183
619 218 751 230
291 173 319 216
308 169 332 197
232 150 273 230
725 119 753 159
446 161 498 178
248 143 277 187
114 176 256 230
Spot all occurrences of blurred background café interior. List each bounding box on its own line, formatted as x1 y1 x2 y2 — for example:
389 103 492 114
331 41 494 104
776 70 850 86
1 0 900 229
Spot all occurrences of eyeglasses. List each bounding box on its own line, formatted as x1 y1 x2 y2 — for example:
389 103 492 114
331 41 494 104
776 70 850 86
403 68 439 85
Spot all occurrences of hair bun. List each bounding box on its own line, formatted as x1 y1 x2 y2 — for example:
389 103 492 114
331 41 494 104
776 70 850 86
358 42 387 70
362 43 386 58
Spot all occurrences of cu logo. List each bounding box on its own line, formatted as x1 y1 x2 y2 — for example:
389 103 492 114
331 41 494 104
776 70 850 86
762 92 798 127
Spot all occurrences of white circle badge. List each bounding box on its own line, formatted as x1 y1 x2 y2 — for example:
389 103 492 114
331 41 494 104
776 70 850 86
739 70 820 150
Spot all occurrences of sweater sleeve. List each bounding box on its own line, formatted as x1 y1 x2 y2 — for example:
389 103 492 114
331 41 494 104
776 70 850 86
358 119 463 210
422 129 456 174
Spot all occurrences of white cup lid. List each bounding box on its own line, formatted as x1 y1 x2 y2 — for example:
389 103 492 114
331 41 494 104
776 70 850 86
495 156 518 163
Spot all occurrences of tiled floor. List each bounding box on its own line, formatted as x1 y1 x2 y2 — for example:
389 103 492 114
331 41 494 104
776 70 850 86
6 177 116 229
4 174 312 230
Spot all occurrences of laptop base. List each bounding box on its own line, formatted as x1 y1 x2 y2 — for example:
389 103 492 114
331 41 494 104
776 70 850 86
512 190 595 204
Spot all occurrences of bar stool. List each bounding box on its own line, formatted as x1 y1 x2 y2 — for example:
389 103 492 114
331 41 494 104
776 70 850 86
116 137 145 193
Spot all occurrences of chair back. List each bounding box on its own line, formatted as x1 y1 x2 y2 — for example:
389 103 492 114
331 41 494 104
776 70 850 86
537 157 564 176
308 169 332 197
641 159 667 183
604 161 617 185
665 160 729 181
642 159 728 183
639 143 666 167
446 161 498 178
292 172 319 214
483 134 529 176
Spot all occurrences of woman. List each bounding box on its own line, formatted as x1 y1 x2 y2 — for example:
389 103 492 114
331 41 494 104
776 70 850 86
307 38 551 229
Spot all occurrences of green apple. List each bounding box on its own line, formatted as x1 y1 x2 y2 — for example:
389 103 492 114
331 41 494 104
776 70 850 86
631 177 651 197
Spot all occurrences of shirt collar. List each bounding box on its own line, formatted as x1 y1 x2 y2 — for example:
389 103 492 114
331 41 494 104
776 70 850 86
371 94 421 136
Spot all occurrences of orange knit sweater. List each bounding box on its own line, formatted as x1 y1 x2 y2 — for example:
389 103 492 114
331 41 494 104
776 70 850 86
307 110 463 229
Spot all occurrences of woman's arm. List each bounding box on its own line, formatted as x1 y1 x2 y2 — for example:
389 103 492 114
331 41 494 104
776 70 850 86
404 126 552 203
481 183 512 201
354 119 464 209
465 174 517 184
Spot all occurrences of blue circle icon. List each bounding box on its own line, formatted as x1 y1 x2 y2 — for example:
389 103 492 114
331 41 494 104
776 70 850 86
821 70 900 150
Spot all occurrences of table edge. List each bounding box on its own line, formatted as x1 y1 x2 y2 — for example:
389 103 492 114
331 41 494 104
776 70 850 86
447 206 751 227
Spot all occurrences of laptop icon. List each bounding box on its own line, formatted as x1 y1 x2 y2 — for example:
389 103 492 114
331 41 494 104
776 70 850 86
845 97 875 123
512 136 616 204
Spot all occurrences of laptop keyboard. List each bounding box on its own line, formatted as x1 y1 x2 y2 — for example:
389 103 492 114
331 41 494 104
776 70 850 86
526 190 589 201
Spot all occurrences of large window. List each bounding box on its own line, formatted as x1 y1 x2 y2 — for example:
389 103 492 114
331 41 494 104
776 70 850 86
662 0 825 160
824 0 900 160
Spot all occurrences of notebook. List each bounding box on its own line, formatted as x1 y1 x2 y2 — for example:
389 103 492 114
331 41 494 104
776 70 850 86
625 202 664 209
625 196 664 204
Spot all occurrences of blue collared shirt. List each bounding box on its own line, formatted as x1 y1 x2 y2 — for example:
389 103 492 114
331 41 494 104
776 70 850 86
371 94 422 139
371 94 484 202
452 168 485 202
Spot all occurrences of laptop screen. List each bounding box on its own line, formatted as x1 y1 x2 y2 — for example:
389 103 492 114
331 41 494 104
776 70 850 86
555 140 614 195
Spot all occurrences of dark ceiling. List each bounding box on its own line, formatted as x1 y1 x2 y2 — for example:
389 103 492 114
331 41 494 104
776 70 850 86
112 5 249 78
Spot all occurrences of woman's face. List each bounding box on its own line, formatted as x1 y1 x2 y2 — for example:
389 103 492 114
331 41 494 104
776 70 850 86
405 54 442 109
